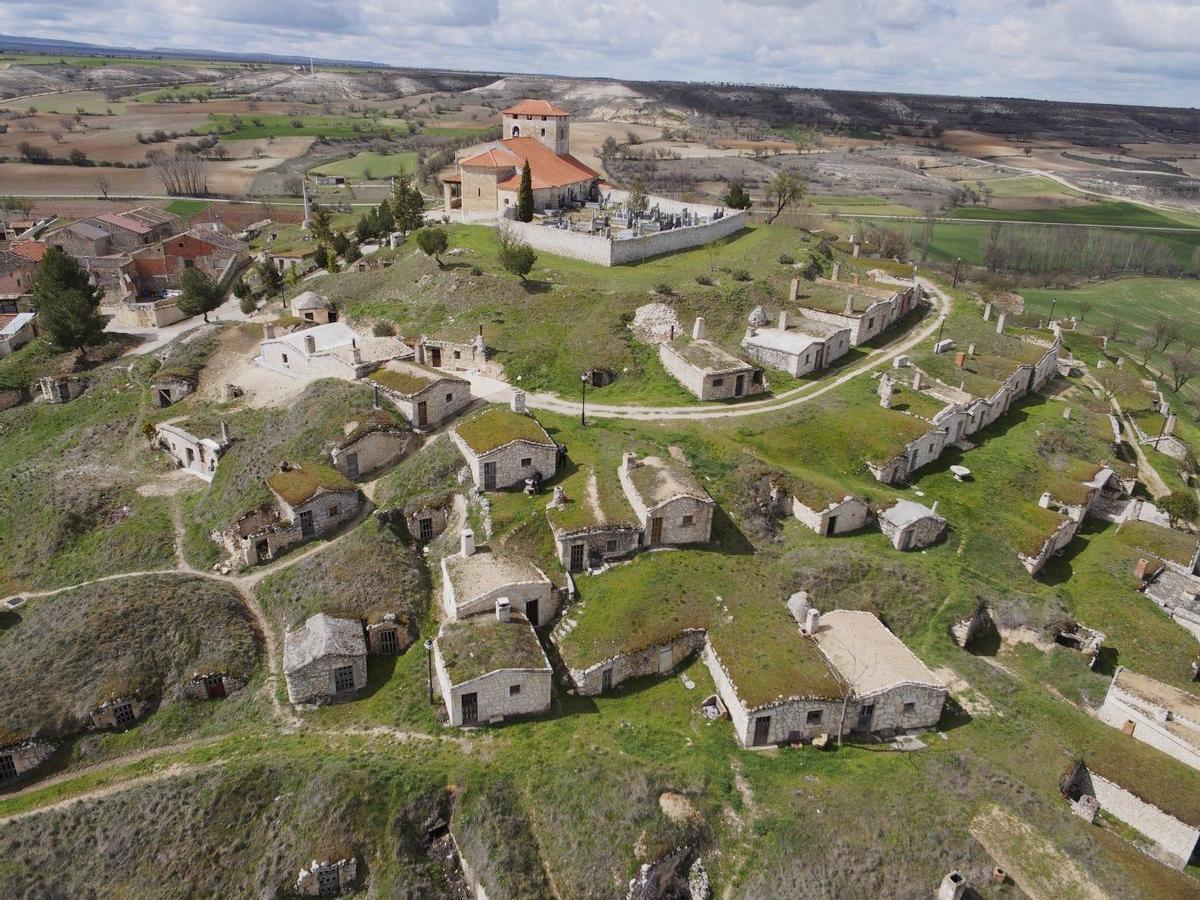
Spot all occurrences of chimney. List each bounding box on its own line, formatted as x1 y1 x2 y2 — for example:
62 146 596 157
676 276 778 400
1038 492 1052 509
510 390 527 414
930 500 939 517
692 317 707 341
623 452 638 473
460 527 475 557
372 384 380 409
1165 414 1178 437
351 347 363 365
1063 407 1071 420
495 597 511 623
263 323 276 340
220 420 230 444
777 310 789 331
831 262 841 282
304 334 316 354
802 607 821 636
995 313 1006 335
844 295 854 316
789 278 799 303
669 324 675 341
967 343 976 357
983 302 992 322
912 370 923 391
852 274 861 286
744 326 756 342
911 264 919 282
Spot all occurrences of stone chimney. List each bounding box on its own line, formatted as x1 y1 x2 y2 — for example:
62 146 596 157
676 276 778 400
744 326 756 342
844 295 854 316
1038 492 1052 509
831 261 841 282
789 278 799 303
511 390 526 414
778 310 790 331
372 384 380 409
995 313 1006 335
912 370 923 391
263 322 276 340
351 346 363 365
930 500 940 517
967 343 976 357
304 334 316 354
1063 407 1071 420
220 420 230 444
692 316 707 341
937 871 967 900
1100 336 1109 351
460 527 475 557
852 274 861 286
495 597 511 623
983 302 992 322
802 607 821 636
954 351 966 369
878 373 894 408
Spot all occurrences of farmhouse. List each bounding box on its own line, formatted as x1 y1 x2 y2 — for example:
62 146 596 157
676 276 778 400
153 421 231 482
788 476 870 536
329 410 412 480
283 612 368 705
619 452 715 546
55 220 112 257
547 471 642 573
812 609 947 736
441 528 556 627
88 207 182 251
125 225 249 298
290 290 338 324
0 736 55 784
658 318 765 401
742 310 851 377
442 99 600 216
433 603 552 727
0 311 36 358
878 499 946 550
451 401 558 491
1063 760 1199 871
1098 667 1200 772
367 360 471 431
255 321 389 381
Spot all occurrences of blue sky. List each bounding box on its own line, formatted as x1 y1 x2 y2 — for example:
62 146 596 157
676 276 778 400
3 0 1198 107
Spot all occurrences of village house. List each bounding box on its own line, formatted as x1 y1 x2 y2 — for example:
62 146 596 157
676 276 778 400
8 240 48 265
409 333 487 372
403 493 454 543
791 274 922 346
0 311 36 358
0 250 36 306
329 410 413 480
255 321 390 381
0 735 56 784
368 360 472 431
741 309 852 377
153 420 231 482
547 473 642 574
568 629 709 696
1018 513 1077 577
55 220 112 258
1098 667 1200 772
1062 760 1199 871
442 99 600 216
81 207 182 252
37 374 87 404
122 225 249 299
283 612 368 705
812 608 948 736
619 452 716 547
216 463 361 566
290 290 338 324
878 499 946 550
866 423 949 485
441 528 556 627
787 476 871 536
433 602 553 727
451 399 558 491
658 318 766 401
150 371 195 408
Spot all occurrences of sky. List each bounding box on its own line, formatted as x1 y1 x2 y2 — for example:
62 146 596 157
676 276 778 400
2 0 1199 107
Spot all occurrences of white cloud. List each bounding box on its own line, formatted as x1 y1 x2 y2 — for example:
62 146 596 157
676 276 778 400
0 0 1195 106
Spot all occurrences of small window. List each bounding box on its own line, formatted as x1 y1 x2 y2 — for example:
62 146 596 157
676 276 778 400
541 128 546 136
521 457 532 467
903 702 916 713
860 703 875 717
281 353 289 364
183 258 194 268
509 684 521 696
445 393 453 402
328 505 340 518
453 350 461 359
477 188 481 197
333 665 355 693
605 539 618 553
806 709 823 724
712 378 724 387
682 515 694 527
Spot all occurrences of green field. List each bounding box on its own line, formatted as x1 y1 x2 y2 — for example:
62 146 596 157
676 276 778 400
953 198 1200 229
164 198 211 218
202 112 407 140
973 174 1086 200
310 150 418 180
420 125 497 139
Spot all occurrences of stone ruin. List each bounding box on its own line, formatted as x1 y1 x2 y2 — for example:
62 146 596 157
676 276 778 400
747 305 769 327
1051 620 1105 669
295 856 357 897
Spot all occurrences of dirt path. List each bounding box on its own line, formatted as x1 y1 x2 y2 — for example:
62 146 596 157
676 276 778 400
1081 371 1171 499
970 805 1109 900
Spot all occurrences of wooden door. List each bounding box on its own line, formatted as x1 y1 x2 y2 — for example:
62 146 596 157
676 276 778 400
752 715 771 746
430 347 442 367
569 543 585 572
483 461 497 490
650 517 663 544
461 692 478 726
417 401 428 428
300 510 315 537
826 515 838 536
204 675 226 700
345 452 359 480
857 703 875 731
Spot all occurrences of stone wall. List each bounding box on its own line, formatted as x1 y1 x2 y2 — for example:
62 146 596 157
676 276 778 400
454 435 558 491
331 430 412 480
645 495 714 546
1073 767 1199 870
284 653 367 704
1098 679 1200 772
880 514 946 551
295 858 357 896
852 683 946 735
382 379 472 430
415 337 486 372
434 647 552 727
1019 517 1077 575
569 630 707 695
442 569 556 627
554 525 641 571
114 298 187 329
89 696 152 730
657 343 707 399
0 739 55 782
277 489 361 542
792 496 870 535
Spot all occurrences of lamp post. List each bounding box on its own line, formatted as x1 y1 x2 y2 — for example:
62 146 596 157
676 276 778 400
580 372 588 426
1048 297 1057 326
423 638 434 704
936 317 945 348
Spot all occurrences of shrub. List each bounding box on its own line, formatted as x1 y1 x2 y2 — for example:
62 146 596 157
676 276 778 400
655 282 673 295
372 321 397 337
778 253 795 265
470 265 483 276
731 269 752 282
695 274 714 286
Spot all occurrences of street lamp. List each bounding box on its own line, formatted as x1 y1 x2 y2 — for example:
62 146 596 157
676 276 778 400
1048 297 1057 325
580 372 588 426
423 638 434 704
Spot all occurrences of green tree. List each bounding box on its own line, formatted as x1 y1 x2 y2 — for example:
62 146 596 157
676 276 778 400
1160 491 1199 527
313 244 330 269
516 160 534 222
376 200 395 235
31 246 101 313
390 173 425 237
177 268 223 319
356 208 379 243
39 288 106 350
414 227 449 267
330 231 351 258
285 263 300 286
255 257 283 297
239 293 257 316
498 229 536 281
627 176 648 214
232 277 250 300
723 182 752 210
765 170 805 223
309 203 333 241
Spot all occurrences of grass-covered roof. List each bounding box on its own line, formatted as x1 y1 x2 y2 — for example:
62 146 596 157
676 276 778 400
438 614 549 684
267 462 356 506
455 407 554 455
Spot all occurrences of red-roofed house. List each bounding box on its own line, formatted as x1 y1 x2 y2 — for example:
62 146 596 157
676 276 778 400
9 241 48 264
443 101 600 216
89 207 182 252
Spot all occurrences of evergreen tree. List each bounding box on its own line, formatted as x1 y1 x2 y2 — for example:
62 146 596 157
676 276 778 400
391 173 425 237
309 203 333 241
414 227 448 267
177 269 223 319
255 257 283 296
723 182 752 210
313 244 329 269
516 160 534 222
30 246 100 313
39 288 106 350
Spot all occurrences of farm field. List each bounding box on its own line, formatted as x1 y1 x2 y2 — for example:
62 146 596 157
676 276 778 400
310 150 418 179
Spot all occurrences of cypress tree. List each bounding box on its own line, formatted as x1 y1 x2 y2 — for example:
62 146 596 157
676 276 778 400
516 160 534 222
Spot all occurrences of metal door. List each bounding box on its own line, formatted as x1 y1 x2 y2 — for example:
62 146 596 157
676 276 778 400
114 703 136 729
658 646 673 674
483 461 497 490
650 517 663 544
0 755 16 781
569 543 584 572
601 668 612 692
345 452 359 479
419 517 433 541
753 716 771 746
380 629 399 655
204 674 226 700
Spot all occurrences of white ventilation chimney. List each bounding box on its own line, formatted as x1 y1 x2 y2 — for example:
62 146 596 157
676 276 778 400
789 278 799 303
831 262 841 282
692 316 707 341
803 607 821 636
1063 407 1071 420
623 452 638 472
460 527 475 557
304 334 316 354
263 323 275 340
983 302 993 322
745 326 756 342
844 295 854 316
778 310 790 330
1038 492 1052 509
967 343 976 357
510 390 527 415
220 421 230 444
995 313 1006 335
930 500 939 517
912 370 923 391
495 597 511 623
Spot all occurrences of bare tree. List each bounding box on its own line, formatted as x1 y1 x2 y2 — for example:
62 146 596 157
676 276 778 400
147 149 207 196
211 144 230 161
1168 350 1199 392
95 172 112 200
58 116 74 133
1077 299 1092 322
281 173 304 197
1104 314 1122 341
919 204 937 263
48 129 64 144
1135 333 1156 365
765 170 805 224
1160 319 1181 353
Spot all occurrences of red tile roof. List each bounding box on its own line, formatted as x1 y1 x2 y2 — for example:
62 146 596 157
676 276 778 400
460 138 599 191
95 212 152 235
501 99 570 117
9 241 47 262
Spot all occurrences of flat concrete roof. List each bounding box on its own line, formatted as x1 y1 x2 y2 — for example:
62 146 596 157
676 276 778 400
1113 669 1200 752
814 609 943 696
443 549 550 603
880 499 941 529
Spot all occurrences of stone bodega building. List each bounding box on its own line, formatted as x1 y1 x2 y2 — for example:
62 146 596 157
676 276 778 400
658 317 766 402
329 410 413 481
433 601 553 727
451 400 558 491
0 735 56 784
283 613 368 705
619 452 716 547
368 360 471 431
878 499 946 550
441 528 556 627
1098 667 1200 772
